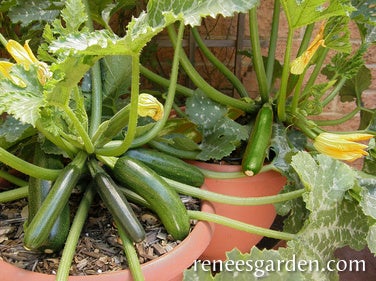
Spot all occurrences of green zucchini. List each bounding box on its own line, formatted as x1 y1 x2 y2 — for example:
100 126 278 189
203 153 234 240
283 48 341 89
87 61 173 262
124 148 204 187
113 156 190 240
27 146 70 253
241 103 273 176
88 159 145 243
24 151 87 250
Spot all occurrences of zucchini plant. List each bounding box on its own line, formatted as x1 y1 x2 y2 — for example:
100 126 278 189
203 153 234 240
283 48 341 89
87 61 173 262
0 0 375 281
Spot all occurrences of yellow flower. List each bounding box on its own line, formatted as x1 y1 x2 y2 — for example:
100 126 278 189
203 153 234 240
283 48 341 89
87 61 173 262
137 93 164 121
0 60 27 87
290 23 326 75
313 132 374 162
4 40 51 85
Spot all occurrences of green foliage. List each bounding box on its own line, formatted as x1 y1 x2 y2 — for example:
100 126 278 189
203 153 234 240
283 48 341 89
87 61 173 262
281 0 354 30
185 152 371 281
185 90 248 161
0 64 44 126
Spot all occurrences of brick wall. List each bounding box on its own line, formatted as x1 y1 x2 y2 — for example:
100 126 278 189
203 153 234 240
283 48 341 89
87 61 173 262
153 0 375 133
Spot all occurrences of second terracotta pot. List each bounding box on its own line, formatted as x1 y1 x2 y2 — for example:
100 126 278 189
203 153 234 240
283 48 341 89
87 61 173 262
192 161 286 261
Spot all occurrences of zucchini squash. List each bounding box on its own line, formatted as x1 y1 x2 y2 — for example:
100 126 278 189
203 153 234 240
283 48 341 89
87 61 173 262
113 156 190 240
242 103 273 176
24 151 87 250
27 146 70 253
124 148 204 187
88 159 145 242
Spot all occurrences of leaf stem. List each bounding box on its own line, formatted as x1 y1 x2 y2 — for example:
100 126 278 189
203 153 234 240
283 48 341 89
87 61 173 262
0 169 28 186
0 186 28 203
89 62 103 138
0 147 61 180
95 54 140 156
266 0 280 90
62 104 94 154
56 184 96 281
188 210 296 241
321 77 347 107
116 222 145 281
277 28 294 121
140 65 194 97
191 27 249 98
164 177 304 206
131 21 185 147
314 108 360 126
249 8 268 102
167 25 258 113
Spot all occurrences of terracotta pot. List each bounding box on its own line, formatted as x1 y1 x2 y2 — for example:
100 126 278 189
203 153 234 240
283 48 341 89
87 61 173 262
0 201 215 281
192 161 286 261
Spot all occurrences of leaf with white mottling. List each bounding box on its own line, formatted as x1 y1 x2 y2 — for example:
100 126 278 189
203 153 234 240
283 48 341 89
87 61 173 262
0 64 44 126
291 152 356 212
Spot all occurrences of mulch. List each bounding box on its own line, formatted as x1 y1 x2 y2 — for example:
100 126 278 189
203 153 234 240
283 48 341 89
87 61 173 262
0 190 200 276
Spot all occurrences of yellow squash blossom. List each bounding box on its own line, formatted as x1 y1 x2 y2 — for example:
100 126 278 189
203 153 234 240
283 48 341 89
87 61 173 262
0 60 27 87
313 132 374 162
137 93 164 121
290 23 326 75
2 39 51 85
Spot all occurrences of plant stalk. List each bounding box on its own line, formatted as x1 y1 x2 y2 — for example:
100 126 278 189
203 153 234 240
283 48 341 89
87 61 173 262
0 169 28 186
277 28 294 121
188 210 296 241
0 186 28 203
266 0 281 90
191 27 249 98
165 177 304 206
116 222 145 281
55 184 96 281
249 8 268 102
0 147 61 180
167 25 258 114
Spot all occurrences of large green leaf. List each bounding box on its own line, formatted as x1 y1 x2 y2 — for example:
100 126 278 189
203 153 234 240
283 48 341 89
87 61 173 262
185 90 248 161
49 0 259 56
184 152 369 280
0 65 44 126
7 0 63 27
281 0 353 29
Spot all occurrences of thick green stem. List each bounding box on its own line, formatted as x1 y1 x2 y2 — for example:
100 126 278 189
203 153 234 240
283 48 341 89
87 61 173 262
131 21 185 147
277 29 294 121
0 169 28 186
0 147 61 180
116 221 145 281
314 108 360 126
140 65 194 97
167 25 258 113
266 0 280 90
291 72 306 113
35 120 77 158
249 8 268 102
82 0 103 137
62 104 94 154
188 210 296 241
95 55 141 156
56 184 96 281
165 177 304 206
321 77 347 107
0 186 28 203
191 27 249 98
89 62 103 137
303 46 329 94
0 33 8 47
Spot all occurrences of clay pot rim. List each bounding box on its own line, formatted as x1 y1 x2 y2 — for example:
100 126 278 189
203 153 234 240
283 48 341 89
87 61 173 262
0 200 215 281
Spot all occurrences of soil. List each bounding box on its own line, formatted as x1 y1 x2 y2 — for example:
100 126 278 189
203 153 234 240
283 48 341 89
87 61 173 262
0 189 200 276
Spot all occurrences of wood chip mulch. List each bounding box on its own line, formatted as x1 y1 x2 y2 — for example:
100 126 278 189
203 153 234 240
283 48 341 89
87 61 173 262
0 192 200 276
